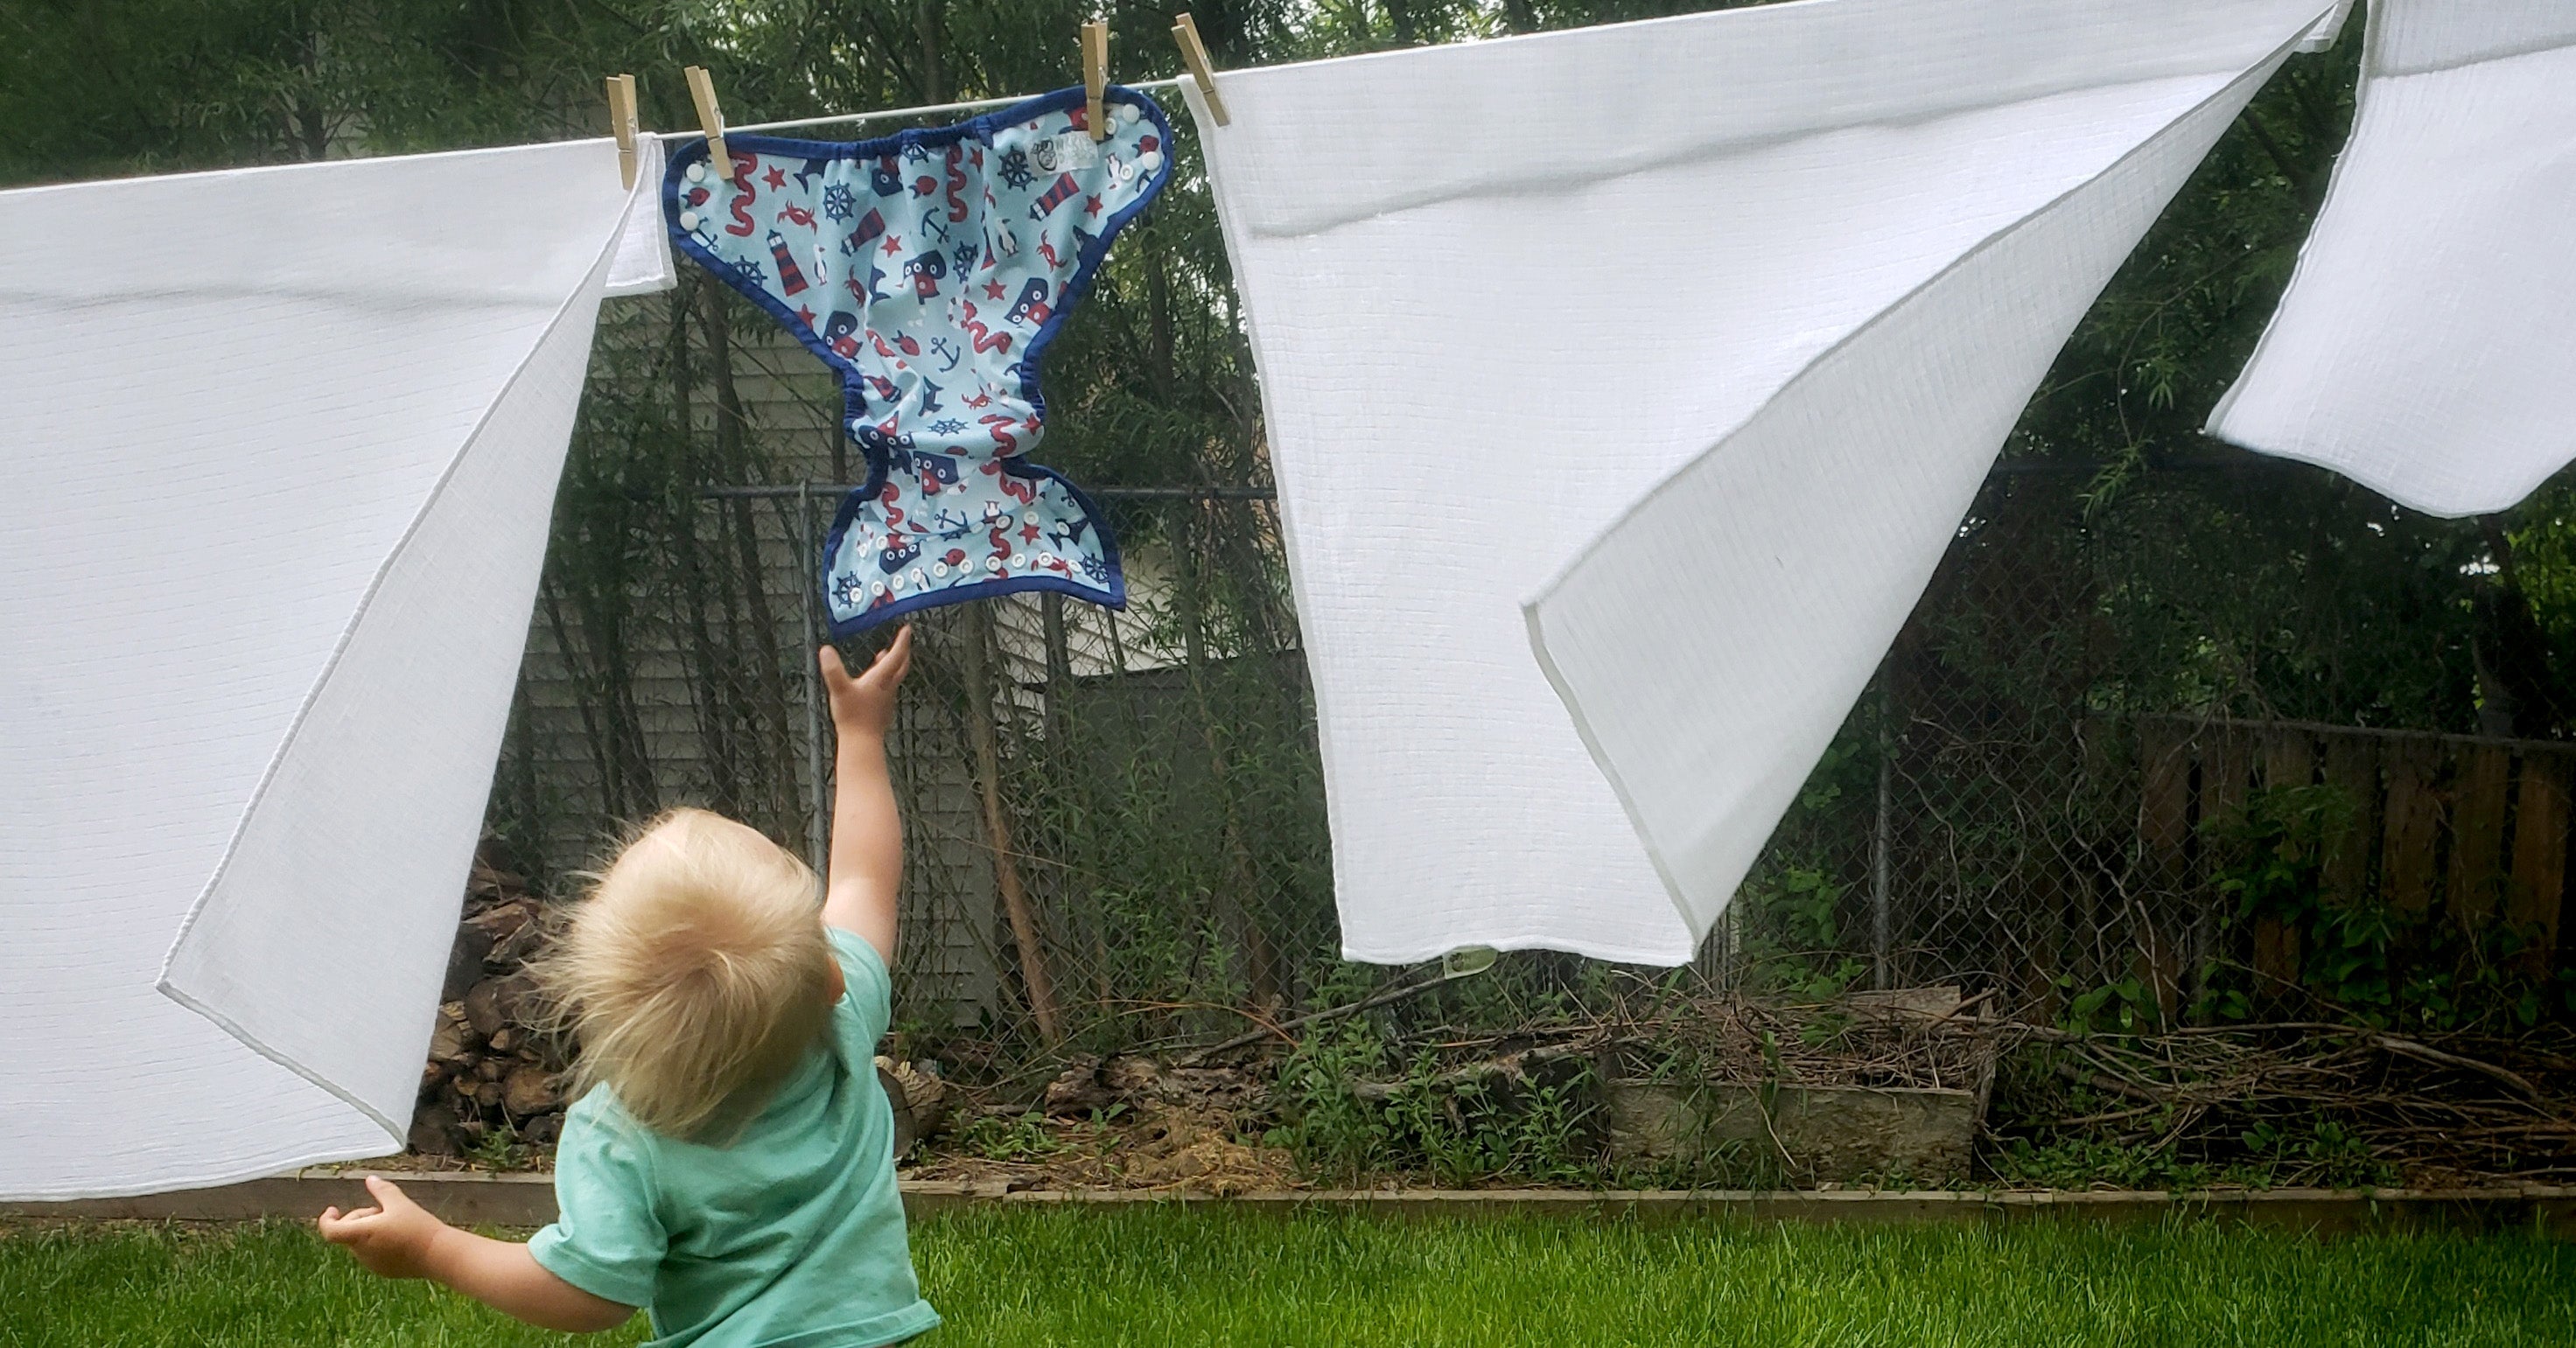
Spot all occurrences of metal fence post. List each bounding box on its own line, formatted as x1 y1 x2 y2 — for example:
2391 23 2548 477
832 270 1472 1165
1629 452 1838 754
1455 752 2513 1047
797 481 830 878
1872 680 1894 991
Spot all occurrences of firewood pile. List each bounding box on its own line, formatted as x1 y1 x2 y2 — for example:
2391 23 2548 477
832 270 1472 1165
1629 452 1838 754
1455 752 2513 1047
412 842 565 1156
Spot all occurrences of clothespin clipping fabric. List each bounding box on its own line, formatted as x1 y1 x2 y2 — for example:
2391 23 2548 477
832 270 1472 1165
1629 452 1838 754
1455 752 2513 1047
1172 13 1229 126
684 65 730 178
1084 20 1111 141
606 74 640 188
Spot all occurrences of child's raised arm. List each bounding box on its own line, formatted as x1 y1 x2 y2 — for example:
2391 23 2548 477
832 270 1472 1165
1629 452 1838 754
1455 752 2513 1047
817 625 912 961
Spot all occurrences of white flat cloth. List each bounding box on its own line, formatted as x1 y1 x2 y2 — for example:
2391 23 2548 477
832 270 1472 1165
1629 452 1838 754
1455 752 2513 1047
0 139 645 1199
1191 0 2329 965
606 134 677 297
2209 0 2576 517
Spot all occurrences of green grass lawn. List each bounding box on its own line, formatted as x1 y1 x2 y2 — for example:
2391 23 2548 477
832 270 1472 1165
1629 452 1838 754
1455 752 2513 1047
4 1210 2571 1346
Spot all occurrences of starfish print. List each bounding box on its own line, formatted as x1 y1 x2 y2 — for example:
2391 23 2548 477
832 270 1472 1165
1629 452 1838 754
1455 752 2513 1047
796 305 816 326
984 280 1006 300
881 234 903 256
1083 195 1103 218
1021 523 1043 543
762 164 787 190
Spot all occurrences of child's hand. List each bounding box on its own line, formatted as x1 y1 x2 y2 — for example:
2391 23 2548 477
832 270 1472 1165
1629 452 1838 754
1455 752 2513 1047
318 1176 450 1280
821 625 913 740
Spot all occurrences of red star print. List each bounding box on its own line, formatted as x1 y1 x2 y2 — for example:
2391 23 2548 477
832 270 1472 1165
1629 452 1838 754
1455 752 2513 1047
1021 523 1042 543
984 280 1006 300
1083 195 1103 217
762 164 787 190
796 305 816 325
881 234 903 256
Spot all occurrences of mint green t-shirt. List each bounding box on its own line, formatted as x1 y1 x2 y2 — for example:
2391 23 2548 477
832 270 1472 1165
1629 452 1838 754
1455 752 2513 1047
530 927 939 1347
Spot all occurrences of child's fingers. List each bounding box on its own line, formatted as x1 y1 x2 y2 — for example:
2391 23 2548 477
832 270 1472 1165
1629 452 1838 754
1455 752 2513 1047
818 645 850 685
318 1209 368 1241
870 626 913 681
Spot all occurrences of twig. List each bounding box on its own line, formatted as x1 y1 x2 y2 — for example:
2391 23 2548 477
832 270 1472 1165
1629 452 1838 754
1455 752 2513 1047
1177 969 1451 1065
2367 1034 2548 1106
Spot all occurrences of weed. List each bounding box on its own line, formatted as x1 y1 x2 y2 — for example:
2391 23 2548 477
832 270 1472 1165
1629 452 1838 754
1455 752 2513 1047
461 1121 525 1171
958 1111 1062 1163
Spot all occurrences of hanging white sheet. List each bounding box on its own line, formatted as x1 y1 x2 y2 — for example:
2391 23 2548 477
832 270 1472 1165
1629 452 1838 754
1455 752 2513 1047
1189 0 2332 965
2208 0 2576 517
0 139 647 1199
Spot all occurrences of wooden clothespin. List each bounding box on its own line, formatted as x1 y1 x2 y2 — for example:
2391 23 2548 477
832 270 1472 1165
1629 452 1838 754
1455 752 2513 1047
604 73 641 188
683 64 731 179
1082 19 1110 142
1172 12 1229 126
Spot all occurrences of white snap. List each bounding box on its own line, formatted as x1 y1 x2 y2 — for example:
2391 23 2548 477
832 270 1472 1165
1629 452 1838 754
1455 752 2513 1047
932 562 949 578
890 573 906 591
985 555 1003 572
1138 150 1162 171
1116 105 1140 126
686 163 706 182
678 210 700 230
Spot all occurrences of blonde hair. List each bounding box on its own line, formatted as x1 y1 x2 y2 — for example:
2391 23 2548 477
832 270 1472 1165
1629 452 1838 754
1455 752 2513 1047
537 808 834 1142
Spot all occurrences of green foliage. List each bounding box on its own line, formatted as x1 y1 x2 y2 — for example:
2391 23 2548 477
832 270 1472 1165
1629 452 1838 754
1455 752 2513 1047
1989 1135 2216 1192
2236 1119 2399 1191
2190 784 2567 1031
1269 1018 1597 1187
1729 723 1878 999
2062 974 2164 1037
957 1110 1063 1163
461 1121 528 1171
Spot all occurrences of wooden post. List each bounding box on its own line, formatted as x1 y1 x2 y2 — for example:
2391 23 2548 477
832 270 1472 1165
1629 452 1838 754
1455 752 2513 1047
2319 734 2381 906
958 609 1060 1042
2508 751 2572 978
2379 737 2446 917
2251 726 2317 988
2448 744 2513 926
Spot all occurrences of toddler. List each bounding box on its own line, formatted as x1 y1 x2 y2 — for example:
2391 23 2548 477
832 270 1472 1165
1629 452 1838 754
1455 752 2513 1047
320 628 934 1346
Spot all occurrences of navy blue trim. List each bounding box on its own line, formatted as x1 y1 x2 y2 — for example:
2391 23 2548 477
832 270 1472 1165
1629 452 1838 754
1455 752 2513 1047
835 569 1128 636
663 85 1174 638
818 457 1126 638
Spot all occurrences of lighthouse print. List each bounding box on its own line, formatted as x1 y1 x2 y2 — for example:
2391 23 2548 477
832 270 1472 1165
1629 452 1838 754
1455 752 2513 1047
766 231 809 296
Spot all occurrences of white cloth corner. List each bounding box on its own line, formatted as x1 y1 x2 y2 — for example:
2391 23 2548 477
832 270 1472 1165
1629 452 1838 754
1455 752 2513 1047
1189 0 2331 966
2209 0 2576 518
0 138 640 1199
606 134 677 297
2299 0 2356 52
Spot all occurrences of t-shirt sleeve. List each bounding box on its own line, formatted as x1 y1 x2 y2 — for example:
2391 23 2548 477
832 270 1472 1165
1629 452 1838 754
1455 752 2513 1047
827 925 893 1053
528 1104 665 1310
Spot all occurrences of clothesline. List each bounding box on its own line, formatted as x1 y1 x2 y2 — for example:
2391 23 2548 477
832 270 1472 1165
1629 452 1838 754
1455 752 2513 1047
649 75 1190 141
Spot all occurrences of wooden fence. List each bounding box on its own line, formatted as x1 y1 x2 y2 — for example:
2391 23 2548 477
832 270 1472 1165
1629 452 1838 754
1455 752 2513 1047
2138 716 2573 1000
